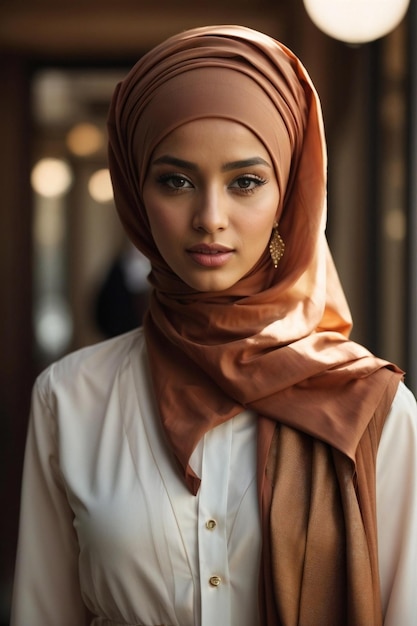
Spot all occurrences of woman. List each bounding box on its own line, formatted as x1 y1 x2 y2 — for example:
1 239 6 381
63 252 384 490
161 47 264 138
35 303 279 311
11 25 417 625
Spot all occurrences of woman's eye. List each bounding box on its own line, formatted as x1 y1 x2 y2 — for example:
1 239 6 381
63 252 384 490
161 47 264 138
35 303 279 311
230 175 267 192
158 174 193 190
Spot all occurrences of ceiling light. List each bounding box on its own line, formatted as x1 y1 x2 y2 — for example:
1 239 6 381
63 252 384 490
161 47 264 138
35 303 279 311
303 0 410 44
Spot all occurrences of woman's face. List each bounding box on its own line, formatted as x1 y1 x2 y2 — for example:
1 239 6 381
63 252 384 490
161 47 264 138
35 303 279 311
142 119 280 292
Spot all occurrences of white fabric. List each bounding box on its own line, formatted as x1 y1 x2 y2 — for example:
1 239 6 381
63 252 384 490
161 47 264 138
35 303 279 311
10 329 417 626
376 379 417 624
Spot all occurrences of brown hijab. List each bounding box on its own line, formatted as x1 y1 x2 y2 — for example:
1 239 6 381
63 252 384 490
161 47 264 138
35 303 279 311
108 25 402 624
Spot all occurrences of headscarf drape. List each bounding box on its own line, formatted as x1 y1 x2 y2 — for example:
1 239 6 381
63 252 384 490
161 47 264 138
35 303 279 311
107 25 403 624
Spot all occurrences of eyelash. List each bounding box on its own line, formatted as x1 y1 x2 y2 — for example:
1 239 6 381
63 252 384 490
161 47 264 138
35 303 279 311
157 174 192 191
156 173 268 195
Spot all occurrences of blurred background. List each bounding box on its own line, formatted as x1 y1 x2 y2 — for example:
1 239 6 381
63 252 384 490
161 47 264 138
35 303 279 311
0 0 416 622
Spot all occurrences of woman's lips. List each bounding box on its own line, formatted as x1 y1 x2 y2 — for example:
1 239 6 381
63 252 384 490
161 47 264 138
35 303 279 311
186 243 234 267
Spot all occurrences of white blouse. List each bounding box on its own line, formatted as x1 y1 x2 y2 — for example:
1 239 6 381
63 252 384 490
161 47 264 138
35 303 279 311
10 329 417 625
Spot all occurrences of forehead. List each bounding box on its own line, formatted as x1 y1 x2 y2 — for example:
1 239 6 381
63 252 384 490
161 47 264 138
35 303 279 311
150 118 271 161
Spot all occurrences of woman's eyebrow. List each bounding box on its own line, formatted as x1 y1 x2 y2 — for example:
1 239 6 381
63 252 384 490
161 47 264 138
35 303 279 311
222 157 271 171
151 155 197 170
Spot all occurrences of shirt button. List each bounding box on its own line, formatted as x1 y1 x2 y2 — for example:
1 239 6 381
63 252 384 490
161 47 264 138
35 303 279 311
209 575 222 587
206 519 217 530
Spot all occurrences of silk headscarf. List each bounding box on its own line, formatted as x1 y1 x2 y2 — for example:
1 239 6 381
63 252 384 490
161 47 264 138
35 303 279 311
108 26 403 623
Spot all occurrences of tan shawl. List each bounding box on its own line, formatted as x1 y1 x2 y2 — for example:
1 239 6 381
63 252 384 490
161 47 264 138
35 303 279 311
107 25 403 624
258 370 399 624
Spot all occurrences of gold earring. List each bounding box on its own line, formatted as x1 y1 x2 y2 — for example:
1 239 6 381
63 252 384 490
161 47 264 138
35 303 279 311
269 222 285 268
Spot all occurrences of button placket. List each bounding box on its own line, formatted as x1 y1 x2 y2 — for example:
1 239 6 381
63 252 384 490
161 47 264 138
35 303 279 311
198 420 232 623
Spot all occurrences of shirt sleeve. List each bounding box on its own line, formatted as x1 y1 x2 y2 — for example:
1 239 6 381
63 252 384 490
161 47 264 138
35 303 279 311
10 371 90 626
376 381 417 625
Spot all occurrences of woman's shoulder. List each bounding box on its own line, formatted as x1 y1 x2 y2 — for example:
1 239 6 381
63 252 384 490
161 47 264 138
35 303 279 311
379 380 417 460
389 380 417 420
35 328 146 402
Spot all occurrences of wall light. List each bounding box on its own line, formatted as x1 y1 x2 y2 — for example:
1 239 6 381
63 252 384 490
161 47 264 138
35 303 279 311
303 0 410 44
66 122 104 157
88 168 114 203
31 158 73 198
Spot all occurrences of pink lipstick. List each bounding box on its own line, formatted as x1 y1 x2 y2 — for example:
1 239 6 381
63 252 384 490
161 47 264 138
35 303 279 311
187 243 234 268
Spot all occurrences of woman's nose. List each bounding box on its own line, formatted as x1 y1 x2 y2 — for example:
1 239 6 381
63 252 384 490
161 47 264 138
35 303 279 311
192 188 229 233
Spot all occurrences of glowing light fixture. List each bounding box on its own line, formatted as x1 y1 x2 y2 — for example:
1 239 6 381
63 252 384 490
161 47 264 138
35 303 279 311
88 168 114 203
303 0 410 44
31 158 73 198
34 296 73 356
66 122 104 157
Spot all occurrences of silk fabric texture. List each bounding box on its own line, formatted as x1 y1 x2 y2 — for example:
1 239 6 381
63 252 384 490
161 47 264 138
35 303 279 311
107 25 403 625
